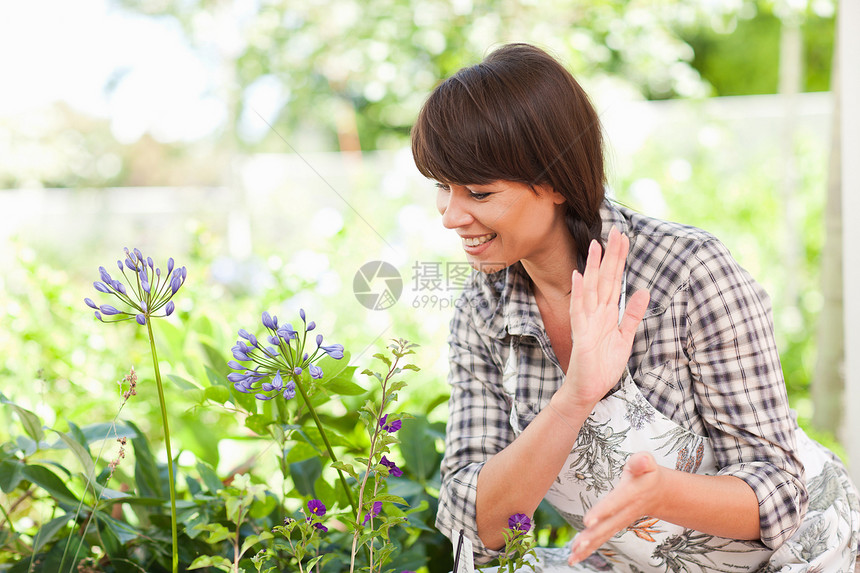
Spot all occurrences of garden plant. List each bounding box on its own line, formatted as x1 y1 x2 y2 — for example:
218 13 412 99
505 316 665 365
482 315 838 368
0 247 543 572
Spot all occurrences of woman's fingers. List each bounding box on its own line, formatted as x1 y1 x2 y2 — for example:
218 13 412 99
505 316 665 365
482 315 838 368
596 228 620 303
581 240 602 312
619 289 650 341
569 453 660 565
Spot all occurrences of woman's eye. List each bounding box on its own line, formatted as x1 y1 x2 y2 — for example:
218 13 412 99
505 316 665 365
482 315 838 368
469 192 490 200
434 182 450 191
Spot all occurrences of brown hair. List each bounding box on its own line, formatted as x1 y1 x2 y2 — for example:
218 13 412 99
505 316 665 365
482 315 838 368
411 43 605 270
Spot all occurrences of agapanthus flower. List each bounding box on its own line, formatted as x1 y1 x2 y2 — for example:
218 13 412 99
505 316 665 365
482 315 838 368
363 501 383 525
379 414 401 433
227 308 345 401
308 499 326 517
508 513 532 533
86 249 186 325
379 455 403 478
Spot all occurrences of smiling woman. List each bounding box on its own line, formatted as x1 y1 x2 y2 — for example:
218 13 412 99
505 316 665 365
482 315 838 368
411 42 860 571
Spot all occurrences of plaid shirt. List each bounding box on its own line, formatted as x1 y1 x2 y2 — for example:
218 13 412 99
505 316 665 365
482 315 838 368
437 200 808 561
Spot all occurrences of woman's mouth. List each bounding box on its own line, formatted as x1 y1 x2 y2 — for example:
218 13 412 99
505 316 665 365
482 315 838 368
463 233 497 247
462 233 497 255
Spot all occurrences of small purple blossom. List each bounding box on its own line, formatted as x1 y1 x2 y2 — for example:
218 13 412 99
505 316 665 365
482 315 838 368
308 364 323 379
283 381 296 400
379 414 401 433
135 314 146 325
363 501 382 525
320 344 344 360
379 456 403 478
508 513 531 533
308 499 326 516
261 311 276 330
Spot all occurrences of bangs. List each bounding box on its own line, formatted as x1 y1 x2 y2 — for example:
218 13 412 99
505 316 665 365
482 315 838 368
410 65 542 187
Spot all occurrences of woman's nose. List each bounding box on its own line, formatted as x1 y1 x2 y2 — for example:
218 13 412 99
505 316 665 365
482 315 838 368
439 190 473 229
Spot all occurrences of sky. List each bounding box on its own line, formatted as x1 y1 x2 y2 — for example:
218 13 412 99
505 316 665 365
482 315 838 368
0 0 226 143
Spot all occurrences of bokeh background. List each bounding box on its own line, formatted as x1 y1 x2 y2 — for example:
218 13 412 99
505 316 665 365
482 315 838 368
0 0 848 568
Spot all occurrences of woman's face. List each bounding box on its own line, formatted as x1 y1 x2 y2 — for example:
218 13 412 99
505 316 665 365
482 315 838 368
435 180 569 273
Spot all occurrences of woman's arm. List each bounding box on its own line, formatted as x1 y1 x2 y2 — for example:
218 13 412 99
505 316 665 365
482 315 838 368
568 452 760 564
476 227 650 549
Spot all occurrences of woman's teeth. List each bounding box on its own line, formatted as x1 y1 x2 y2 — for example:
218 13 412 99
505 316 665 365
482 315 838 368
463 233 496 247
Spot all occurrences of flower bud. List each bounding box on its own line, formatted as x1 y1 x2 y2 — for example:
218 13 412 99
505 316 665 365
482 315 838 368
262 311 275 330
307 321 316 331
299 308 306 322
94 311 103 321
117 260 124 272
135 314 146 325
133 248 143 262
94 281 111 294
227 360 243 370
165 301 175 316
100 305 120 315
293 367 302 376
167 257 174 274
99 266 112 283
255 393 275 401
84 298 98 309
309 364 323 380
125 258 137 271
283 381 296 400
316 334 323 346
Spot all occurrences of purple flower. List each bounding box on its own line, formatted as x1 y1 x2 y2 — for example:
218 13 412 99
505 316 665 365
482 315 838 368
165 301 175 316
293 367 302 376
255 393 275 401
99 266 112 283
262 311 276 330
306 321 316 331
379 456 403 478
312 522 328 532
508 513 531 533
94 281 111 294
307 499 326 516
320 344 344 360
362 501 382 525
308 364 323 379
277 324 298 341
299 308 306 322
379 414 401 433
135 314 146 325
283 381 296 400
227 360 244 370
84 298 98 309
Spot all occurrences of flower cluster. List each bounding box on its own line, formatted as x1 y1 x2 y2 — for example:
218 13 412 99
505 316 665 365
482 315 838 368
228 309 344 401
85 247 186 325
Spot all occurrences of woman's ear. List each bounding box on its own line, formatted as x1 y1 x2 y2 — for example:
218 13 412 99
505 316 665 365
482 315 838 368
536 183 567 206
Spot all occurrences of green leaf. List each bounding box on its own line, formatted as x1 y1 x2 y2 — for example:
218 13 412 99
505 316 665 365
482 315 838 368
3 399 44 443
195 523 231 544
244 414 270 435
331 460 359 481
52 430 96 482
96 511 141 545
369 493 408 506
205 364 229 388
80 422 138 444
201 341 231 381
289 456 322 497
21 464 80 506
188 555 232 571
323 378 366 396
167 374 200 390
398 415 441 482
31 513 72 554
285 441 320 463
126 420 162 498
0 460 24 493
204 385 231 404
197 460 223 494
240 530 273 557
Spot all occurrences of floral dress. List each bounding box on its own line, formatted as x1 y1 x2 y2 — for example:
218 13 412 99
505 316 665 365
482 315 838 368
493 328 860 572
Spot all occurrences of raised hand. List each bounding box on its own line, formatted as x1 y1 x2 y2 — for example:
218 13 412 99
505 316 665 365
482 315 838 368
557 226 650 412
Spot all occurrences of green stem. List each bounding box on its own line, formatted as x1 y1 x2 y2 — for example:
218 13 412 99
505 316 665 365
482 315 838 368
290 374 357 515
146 321 179 573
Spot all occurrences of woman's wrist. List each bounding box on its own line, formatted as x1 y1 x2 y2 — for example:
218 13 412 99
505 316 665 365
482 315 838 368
549 384 593 427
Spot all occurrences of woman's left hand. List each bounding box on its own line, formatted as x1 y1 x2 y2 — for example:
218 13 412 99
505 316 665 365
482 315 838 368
568 452 664 565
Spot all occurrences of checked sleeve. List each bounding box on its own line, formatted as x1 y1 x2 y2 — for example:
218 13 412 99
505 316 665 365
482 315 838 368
686 239 808 549
435 298 513 563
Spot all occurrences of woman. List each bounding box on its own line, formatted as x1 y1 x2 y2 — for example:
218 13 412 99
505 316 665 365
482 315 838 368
411 43 859 572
